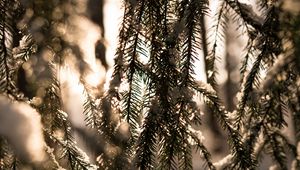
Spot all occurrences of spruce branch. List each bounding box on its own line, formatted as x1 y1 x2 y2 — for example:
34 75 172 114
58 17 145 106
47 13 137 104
134 107 158 169
207 1 227 89
192 81 255 169
225 0 263 32
82 88 101 129
0 0 20 98
122 0 147 141
263 127 288 170
236 5 282 129
188 128 215 170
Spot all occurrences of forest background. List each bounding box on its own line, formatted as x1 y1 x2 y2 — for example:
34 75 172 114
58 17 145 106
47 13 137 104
0 0 300 169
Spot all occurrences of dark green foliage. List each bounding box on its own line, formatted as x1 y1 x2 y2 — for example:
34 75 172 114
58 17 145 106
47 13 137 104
0 0 300 170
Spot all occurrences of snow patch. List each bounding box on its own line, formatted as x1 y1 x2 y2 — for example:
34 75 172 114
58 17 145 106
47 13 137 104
0 96 45 163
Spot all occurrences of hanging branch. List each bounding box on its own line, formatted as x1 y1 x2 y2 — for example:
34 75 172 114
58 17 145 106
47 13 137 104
37 63 97 170
0 0 20 98
0 1 27 168
134 1 163 168
122 0 147 141
236 5 282 126
155 1 182 168
109 0 137 92
207 1 227 90
82 88 101 129
192 81 256 169
177 0 214 169
0 137 10 169
98 0 139 143
225 0 263 32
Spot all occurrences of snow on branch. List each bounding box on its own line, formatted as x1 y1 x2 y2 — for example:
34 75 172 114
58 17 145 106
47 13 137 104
0 95 45 163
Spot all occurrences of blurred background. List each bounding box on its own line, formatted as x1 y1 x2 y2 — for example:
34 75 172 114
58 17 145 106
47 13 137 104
0 0 299 169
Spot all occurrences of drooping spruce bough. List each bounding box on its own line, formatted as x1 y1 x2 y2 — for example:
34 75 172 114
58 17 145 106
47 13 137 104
0 0 299 169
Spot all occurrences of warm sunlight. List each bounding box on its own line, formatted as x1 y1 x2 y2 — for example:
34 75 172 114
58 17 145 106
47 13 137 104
1 0 300 169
